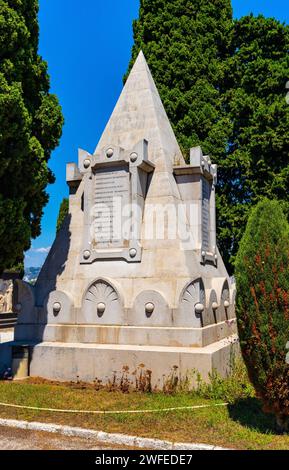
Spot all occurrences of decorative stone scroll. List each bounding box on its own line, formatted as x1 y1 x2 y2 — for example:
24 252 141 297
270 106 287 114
78 139 154 264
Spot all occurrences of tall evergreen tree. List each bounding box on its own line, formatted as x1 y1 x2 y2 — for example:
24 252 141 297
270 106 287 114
0 0 63 273
127 1 289 272
219 15 289 269
126 0 233 158
235 199 289 432
56 198 68 234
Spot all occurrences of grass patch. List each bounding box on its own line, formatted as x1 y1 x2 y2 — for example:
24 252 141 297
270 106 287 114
0 361 288 450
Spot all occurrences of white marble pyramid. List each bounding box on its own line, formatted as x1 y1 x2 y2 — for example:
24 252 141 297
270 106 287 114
13 51 238 388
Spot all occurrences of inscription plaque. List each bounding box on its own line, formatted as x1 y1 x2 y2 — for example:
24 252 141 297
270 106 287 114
201 177 211 252
80 140 154 263
92 165 130 248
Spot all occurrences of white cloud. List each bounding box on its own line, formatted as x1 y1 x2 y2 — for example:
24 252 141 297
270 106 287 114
31 246 51 254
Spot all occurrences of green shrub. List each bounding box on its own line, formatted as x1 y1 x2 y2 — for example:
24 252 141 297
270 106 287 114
235 199 289 432
194 359 255 403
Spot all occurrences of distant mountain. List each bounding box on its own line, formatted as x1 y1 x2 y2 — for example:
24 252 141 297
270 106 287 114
23 267 41 285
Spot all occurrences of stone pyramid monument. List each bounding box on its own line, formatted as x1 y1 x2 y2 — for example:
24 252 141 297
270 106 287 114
14 52 237 388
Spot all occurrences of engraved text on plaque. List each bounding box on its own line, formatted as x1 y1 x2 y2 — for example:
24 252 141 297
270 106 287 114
92 165 130 248
201 177 211 252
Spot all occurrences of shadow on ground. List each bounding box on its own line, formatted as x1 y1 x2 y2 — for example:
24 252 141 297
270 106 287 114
228 397 278 434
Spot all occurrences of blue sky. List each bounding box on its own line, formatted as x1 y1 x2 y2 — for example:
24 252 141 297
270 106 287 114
25 0 289 268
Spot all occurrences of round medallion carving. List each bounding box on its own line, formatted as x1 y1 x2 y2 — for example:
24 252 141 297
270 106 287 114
145 302 155 317
129 248 137 258
195 303 205 314
83 250 91 260
130 152 138 162
97 302 106 317
53 302 61 315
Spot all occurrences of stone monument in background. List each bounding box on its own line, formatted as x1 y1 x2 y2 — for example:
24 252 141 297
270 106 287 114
0 279 14 314
13 52 238 389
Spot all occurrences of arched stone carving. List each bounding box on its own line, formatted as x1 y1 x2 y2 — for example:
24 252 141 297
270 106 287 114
174 278 206 327
130 290 171 327
220 280 230 321
211 278 230 322
206 289 219 325
80 279 124 325
46 290 74 325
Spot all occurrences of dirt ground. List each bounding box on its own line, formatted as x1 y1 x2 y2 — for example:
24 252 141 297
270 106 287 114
0 426 129 450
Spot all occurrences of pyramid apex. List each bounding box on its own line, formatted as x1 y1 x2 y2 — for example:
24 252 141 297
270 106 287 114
137 49 145 58
94 50 185 170
135 49 145 61
128 49 150 77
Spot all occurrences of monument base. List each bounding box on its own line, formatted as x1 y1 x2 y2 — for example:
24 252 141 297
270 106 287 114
15 320 237 348
27 335 238 390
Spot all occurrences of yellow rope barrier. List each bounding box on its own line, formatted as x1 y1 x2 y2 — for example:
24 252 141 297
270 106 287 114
0 401 229 415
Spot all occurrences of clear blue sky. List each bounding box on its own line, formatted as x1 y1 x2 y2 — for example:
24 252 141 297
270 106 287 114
25 0 289 268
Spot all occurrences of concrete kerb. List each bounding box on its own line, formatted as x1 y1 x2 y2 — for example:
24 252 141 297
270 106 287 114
0 417 231 450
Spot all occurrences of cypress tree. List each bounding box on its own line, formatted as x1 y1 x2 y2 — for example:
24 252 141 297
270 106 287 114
127 2 289 272
126 0 233 158
56 198 69 233
0 0 64 273
219 15 289 270
235 199 289 432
